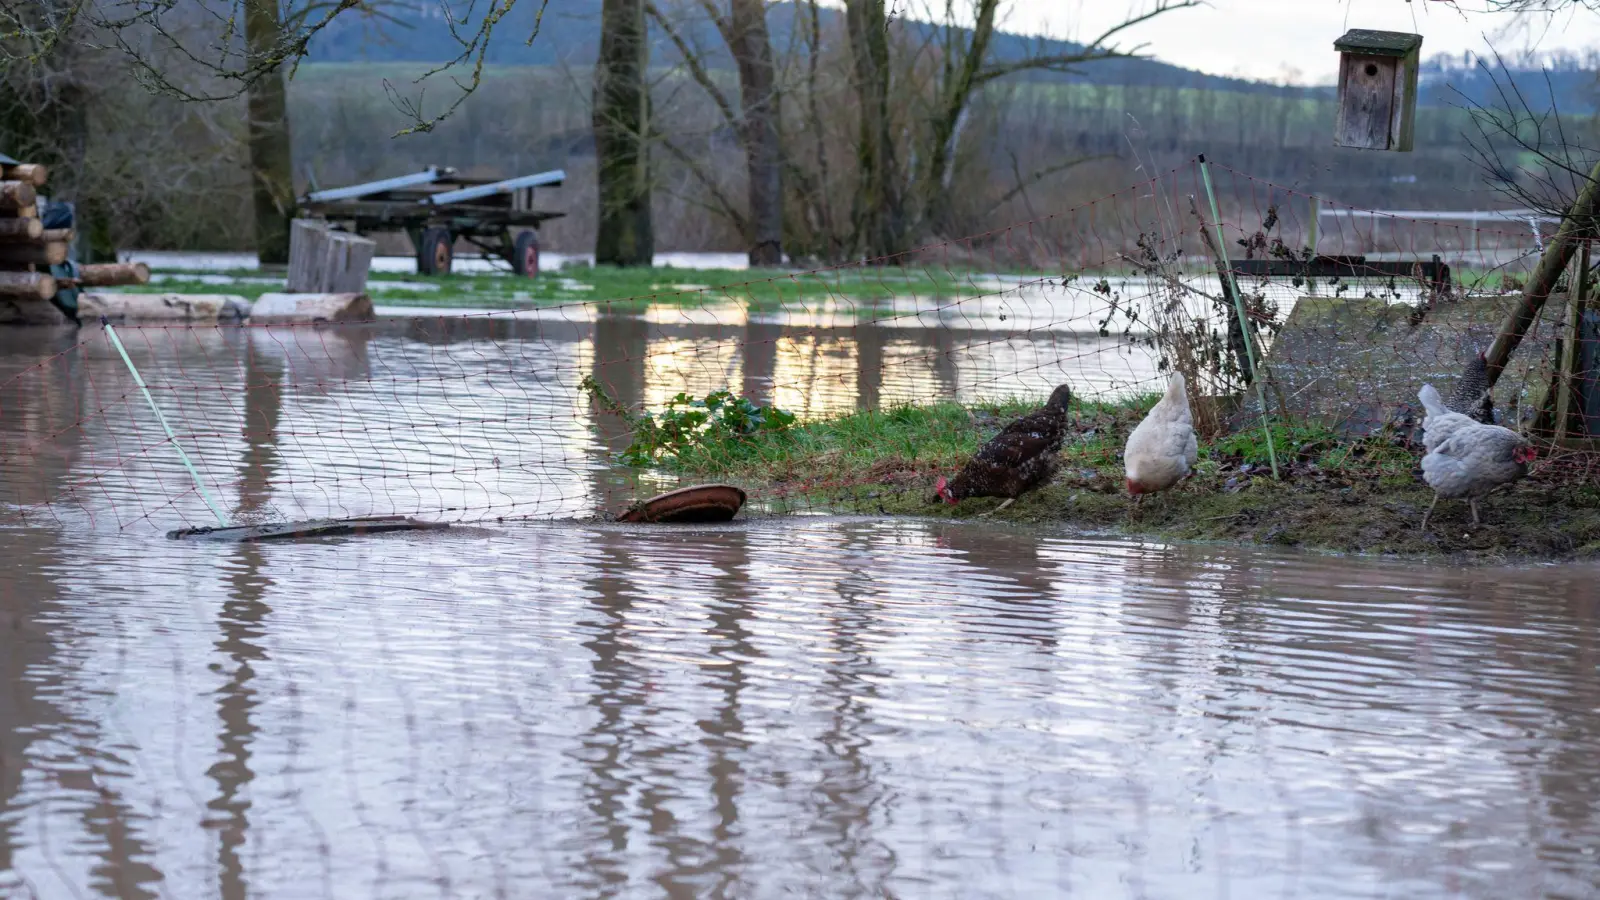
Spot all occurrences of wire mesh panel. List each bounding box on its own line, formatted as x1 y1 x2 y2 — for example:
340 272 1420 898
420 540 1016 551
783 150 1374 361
2 160 1597 535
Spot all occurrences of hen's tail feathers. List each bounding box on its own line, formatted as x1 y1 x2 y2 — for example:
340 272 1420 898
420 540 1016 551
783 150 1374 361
1163 372 1191 421
1418 383 1449 418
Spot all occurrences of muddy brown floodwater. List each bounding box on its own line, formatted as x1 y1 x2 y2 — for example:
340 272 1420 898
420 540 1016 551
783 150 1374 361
1 305 1598 895
1 517 1598 898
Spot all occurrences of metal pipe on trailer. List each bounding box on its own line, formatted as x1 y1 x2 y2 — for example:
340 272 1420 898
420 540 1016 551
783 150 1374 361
302 167 455 204
423 169 566 206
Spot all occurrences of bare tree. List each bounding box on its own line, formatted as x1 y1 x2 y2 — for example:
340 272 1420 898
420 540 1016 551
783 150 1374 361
1429 2 1600 394
840 0 1199 258
726 0 783 265
244 0 294 265
0 0 552 135
1459 55 1600 228
846 0 902 260
647 0 784 266
0 1 102 254
594 0 654 266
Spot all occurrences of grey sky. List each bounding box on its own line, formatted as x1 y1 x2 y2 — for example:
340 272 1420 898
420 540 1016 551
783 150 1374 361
1002 1 1600 83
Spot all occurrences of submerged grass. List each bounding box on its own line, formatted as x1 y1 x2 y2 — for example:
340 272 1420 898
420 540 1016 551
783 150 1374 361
127 264 977 310
629 393 1600 563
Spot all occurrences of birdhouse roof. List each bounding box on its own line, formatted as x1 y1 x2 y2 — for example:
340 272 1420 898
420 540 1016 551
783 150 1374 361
1334 29 1423 57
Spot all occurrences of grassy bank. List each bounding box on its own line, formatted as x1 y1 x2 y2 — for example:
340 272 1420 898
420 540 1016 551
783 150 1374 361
128 264 975 310
634 395 1600 564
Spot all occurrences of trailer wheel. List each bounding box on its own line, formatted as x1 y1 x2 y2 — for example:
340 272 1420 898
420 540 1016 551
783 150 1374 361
512 230 541 277
418 227 453 275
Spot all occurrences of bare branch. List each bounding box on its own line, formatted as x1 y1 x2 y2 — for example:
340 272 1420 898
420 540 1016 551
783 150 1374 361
657 135 750 234
3 0 550 136
974 0 1202 85
1457 52 1600 221
646 0 740 132
987 153 1106 219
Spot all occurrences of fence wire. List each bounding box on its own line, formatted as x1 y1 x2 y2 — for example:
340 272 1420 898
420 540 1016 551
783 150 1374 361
1 160 1596 533
3 159 1600 900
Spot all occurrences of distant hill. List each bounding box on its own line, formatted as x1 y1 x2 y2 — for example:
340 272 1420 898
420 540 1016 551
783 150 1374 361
1420 52 1600 115
304 1 1307 96
307 3 1600 111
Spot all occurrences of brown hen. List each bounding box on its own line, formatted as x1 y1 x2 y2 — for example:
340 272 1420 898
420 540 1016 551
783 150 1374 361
935 384 1073 514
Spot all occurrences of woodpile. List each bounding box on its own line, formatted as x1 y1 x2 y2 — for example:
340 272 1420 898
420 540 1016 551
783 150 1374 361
0 160 149 309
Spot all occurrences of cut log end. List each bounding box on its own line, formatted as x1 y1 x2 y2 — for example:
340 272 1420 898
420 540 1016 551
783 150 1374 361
0 218 43 241
78 262 150 287
0 241 68 266
0 270 57 300
0 180 38 211
2 164 47 187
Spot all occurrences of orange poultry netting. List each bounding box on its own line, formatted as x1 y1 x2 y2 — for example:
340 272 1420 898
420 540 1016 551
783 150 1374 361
1 158 1596 534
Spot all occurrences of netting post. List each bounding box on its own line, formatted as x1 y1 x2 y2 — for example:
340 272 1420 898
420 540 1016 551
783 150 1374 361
1198 155 1280 480
1558 239 1592 443
1308 196 1320 296
102 319 230 526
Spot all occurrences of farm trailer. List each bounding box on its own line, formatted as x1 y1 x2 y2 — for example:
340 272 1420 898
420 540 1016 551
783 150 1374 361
297 167 565 276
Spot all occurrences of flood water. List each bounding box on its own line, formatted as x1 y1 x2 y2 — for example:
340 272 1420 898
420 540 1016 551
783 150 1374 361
0 311 1160 530
3 518 1600 898
4 297 1600 897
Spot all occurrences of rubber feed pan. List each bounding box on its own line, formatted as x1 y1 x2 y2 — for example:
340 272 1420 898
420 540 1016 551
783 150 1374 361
617 484 746 524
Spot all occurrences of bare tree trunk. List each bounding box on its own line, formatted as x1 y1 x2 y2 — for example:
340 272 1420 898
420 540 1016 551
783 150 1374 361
0 1 103 260
728 0 782 267
244 0 295 266
919 0 997 237
593 0 654 267
845 0 902 260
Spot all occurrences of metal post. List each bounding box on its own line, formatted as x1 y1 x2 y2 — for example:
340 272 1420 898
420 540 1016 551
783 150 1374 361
103 319 230 526
1198 155 1280 480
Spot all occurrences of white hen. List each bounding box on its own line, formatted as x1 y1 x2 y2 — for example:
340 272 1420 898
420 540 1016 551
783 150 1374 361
1417 383 1535 530
1125 372 1198 501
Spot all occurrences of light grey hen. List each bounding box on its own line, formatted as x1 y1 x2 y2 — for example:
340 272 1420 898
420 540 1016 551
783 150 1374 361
1417 383 1535 530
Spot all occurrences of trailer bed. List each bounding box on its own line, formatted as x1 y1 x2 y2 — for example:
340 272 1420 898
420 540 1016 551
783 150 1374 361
298 166 566 276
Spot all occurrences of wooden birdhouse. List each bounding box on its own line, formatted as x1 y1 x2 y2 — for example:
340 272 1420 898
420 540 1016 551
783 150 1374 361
1333 29 1422 152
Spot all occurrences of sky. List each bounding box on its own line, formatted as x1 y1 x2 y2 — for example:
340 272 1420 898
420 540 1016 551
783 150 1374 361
1003 0 1600 84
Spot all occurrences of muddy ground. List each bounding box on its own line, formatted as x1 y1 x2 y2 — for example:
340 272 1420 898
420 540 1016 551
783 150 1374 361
783 465 1600 565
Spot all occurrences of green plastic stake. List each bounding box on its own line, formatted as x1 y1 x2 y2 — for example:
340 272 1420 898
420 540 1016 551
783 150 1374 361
102 319 230 526
1198 154 1280 480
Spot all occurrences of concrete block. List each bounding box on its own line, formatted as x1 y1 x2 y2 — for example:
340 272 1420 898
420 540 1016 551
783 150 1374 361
1265 293 1562 434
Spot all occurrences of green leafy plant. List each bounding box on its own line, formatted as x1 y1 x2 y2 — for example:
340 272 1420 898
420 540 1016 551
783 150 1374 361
581 376 796 467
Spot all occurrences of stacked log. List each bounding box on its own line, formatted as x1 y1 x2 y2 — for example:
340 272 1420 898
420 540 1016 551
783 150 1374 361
0 166 57 301
287 218 374 294
0 161 149 310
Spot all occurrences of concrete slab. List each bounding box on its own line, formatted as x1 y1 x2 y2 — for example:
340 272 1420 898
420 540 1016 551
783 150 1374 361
1262 292 1564 434
249 292 374 324
78 292 250 323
